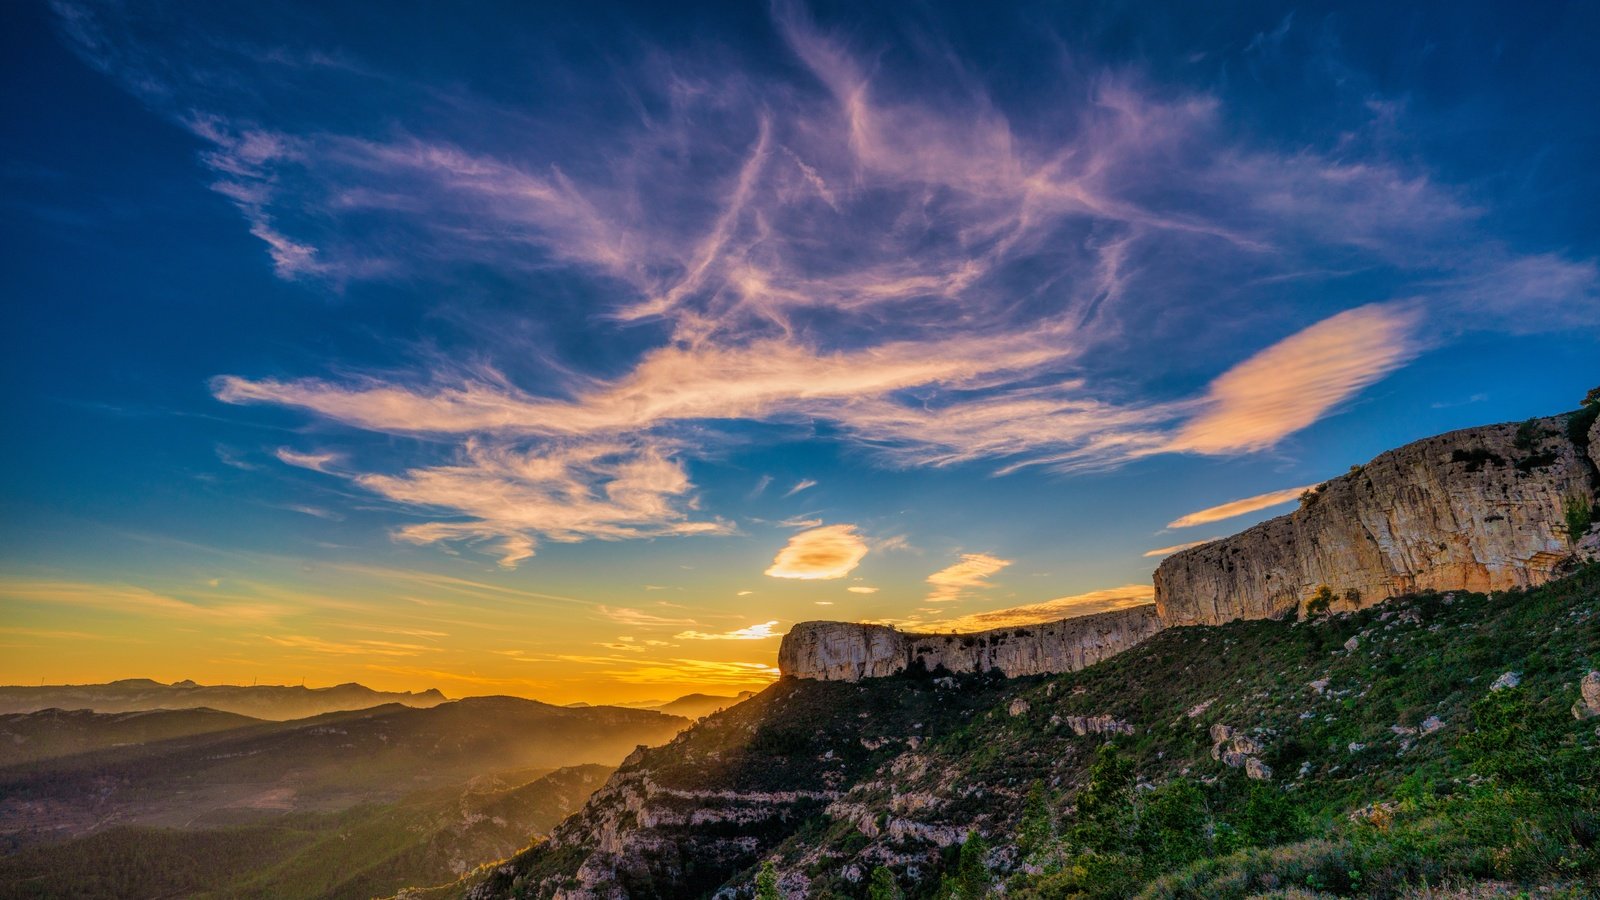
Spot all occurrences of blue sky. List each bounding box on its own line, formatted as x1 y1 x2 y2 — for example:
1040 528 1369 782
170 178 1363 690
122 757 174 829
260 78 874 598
1 0 1596 702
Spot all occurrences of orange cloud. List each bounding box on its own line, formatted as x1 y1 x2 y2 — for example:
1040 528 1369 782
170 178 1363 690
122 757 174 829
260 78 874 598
1170 303 1419 454
909 584 1154 632
1142 539 1217 557
925 553 1012 603
764 524 868 580
1167 485 1313 528
675 621 782 641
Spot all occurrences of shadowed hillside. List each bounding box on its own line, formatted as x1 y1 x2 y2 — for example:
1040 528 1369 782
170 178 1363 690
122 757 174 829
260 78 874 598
0 707 263 767
0 696 687 849
0 764 613 900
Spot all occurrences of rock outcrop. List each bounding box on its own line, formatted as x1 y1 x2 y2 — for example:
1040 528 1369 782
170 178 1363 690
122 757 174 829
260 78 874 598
779 606 1164 682
782 409 1600 683
1155 413 1600 626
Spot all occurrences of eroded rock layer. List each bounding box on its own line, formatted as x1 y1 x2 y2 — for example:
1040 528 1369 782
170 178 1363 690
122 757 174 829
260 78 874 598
781 411 1600 681
778 606 1164 681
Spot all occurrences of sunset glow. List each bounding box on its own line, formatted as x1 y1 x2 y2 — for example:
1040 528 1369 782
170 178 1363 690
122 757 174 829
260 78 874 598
3 0 1597 706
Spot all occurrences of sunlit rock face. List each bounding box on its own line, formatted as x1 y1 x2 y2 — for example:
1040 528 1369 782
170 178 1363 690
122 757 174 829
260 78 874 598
783 412 1600 682
1154 414 1600 627
779 606 1165 681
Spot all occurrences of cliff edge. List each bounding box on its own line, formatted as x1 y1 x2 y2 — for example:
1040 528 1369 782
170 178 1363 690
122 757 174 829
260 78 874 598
778 606 1164 682
782 406 1600 682
1154 412 1599 626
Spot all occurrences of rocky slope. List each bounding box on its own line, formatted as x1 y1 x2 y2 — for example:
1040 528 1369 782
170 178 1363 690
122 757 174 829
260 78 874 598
779 607 1165 682
1154 411 1600 627
434 565 1600 900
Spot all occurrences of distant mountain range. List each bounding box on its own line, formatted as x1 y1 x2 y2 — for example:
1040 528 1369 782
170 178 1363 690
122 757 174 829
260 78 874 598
565 691 757 720
0 679 449 721
0 696 688 849
0 763 615 900
0 691 695 899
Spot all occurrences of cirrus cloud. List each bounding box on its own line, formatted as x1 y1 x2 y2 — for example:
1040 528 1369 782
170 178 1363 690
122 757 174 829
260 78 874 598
675 621 783 641
1167 485 1316 528
52 0 1597 570
908 584 1155 632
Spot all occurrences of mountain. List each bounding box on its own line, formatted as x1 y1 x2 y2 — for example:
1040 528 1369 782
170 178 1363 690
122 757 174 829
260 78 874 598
0 696 688 849
0 764 613 900
0 707 263 767
426 404 1600 899
0 679 450 720
649 692 757 720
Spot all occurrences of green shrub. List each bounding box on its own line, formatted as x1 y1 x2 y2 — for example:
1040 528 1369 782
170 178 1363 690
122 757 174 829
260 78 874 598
1565 496 1593 543
867 865 903 900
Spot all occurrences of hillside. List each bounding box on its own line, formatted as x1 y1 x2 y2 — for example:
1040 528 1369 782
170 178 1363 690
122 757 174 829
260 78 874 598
0 764 613 900
0 696 688 849
650 692 759 720
441 563 1600 899
0 707 263 767
0 679 450 721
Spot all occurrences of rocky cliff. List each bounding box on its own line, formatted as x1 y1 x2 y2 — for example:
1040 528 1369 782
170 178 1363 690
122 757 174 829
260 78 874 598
781 408 1600 682
1154 412 1600 626
778 606 1165 681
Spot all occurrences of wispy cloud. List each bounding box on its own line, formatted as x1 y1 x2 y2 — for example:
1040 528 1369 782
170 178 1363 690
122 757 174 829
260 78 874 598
275 447 341 473
764 524 869 580
1167 303 1420 454
596 605 700 628
262 634 434 656
1167 485 1315 528
1 578 287 623
925 553 1012 603
908 584 1154 631
846 586 877 594
675 621 783 641
51 0 1598 568
353 439 731 567
1143 539 1216 558
782 478 818 497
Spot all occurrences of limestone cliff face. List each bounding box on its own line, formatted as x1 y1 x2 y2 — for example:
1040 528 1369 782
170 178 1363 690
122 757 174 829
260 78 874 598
780 411 1599 682
778 606 1164 682
1154 414 1599 627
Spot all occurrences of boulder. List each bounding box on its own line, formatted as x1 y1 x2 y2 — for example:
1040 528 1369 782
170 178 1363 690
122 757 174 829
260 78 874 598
1574 671 1600 720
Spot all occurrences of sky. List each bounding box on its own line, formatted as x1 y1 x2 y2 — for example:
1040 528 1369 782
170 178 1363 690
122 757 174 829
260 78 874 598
1 0 1596 705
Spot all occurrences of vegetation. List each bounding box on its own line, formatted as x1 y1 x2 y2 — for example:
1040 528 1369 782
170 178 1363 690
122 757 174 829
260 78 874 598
868 865 905 900
0 765 613 900
755 861 781 899
1304 585 1334 617
1568 395 1600 450
767 565 1600 899
1567 495 1594 544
